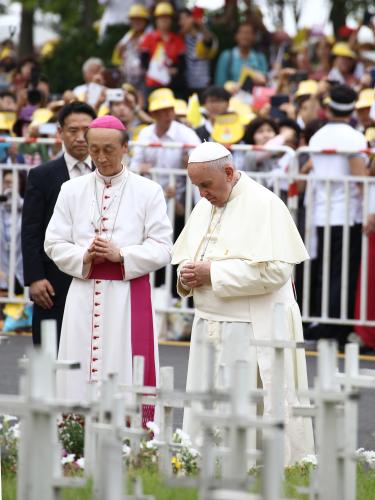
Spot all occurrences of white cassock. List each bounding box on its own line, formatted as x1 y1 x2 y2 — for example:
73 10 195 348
172 172 314 465
45 167 172 423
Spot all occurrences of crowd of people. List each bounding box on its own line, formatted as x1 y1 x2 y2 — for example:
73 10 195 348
0 1 375 349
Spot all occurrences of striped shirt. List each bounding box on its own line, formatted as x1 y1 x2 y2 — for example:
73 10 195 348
185 34 211 89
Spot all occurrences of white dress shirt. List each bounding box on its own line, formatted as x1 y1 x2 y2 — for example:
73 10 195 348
130 120 201 202
309 122 367 226
64 152 92 179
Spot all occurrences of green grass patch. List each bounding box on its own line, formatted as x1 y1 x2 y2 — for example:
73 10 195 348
2 465 375 499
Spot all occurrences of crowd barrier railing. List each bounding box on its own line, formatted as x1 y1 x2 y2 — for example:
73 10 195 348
0 140 375 331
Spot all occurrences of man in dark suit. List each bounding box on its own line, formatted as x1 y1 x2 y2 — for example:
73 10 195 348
21 101 96 346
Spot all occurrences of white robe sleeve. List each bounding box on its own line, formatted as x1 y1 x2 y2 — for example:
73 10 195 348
44 185 87 279
122 185 173 280
210 259 293 298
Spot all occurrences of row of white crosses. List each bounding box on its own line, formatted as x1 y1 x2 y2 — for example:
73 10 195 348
0 322 153 500
1 306 375 500
294 340 375 500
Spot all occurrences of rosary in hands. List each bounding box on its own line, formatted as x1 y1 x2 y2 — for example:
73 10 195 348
83 237 122 264
180 261 211 289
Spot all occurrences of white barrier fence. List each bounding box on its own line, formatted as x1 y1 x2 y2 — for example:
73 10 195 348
0 140 375 329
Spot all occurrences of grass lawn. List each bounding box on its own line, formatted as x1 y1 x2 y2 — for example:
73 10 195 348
2 465 375 499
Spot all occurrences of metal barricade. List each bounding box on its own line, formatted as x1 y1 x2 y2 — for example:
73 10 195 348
0 138 375 333
295 146 375 327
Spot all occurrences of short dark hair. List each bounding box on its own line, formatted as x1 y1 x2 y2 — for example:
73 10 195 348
328 84 357 117
278 118 302 144
58 101 97 127
244 117 278 144
119 129 129 145
236 22 257 34
179 8 192 16
303 118 327 144
202 86 231 103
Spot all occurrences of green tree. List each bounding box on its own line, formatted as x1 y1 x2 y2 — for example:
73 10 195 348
329 0 373 34
16 0 101 58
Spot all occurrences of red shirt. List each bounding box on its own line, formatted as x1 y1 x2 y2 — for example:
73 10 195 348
140 30 185 87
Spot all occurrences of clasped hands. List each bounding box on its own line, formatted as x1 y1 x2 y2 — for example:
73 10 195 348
83 237 122 264
180 261 211 289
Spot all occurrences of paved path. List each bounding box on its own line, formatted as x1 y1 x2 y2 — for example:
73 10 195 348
1 336 374 450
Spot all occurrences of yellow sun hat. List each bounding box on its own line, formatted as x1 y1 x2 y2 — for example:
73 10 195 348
154 2 174 17
29 108 54 129
295 80 319 99
129 4 149 19
331 42 356 59
355 88 374 110
211 112 245 145
148 88 176 112
228 97 256 125
174 99 188 116
0 111 16 132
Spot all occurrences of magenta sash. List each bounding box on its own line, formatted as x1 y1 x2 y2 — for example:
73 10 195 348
130 274 156 425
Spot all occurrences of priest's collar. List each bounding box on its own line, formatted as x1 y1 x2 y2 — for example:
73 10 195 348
228 171 244 202
95 164 127 186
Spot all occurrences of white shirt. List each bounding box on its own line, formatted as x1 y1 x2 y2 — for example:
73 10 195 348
64 152 92 179
130 120 201 201
309 122 367 226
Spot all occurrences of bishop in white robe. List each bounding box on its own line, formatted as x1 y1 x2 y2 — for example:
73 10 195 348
172 142 314 465
44 116 172 423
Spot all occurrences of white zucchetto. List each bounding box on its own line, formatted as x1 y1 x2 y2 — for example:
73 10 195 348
188 142 231 164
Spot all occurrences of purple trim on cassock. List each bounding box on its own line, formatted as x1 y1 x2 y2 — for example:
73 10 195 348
130 274 156 426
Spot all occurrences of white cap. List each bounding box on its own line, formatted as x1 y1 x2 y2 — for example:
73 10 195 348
188 142 231 164
357 25 375 45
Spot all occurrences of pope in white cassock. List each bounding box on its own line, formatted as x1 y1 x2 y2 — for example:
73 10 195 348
172 142 314 465
45 116 172 424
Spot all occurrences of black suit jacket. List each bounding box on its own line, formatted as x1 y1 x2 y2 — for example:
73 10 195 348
21 156 71 343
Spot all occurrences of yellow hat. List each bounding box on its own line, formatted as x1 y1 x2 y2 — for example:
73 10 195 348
211 112 245 145
40 38 59 58
154 2 174 17
129 4 149 19
224 81 237 94
295 80 319 99
228 97 255 125
174 99 187 116
29 108 54 129
355 88 374 110
325 35 335 45
122 82 137 95
0 47 11 60
365 127 375 143
0 111 16 131
148 88 175 112
331 42 356 59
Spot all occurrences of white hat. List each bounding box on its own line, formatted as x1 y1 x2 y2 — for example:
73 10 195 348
188 141 231 164
357 25 375 45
